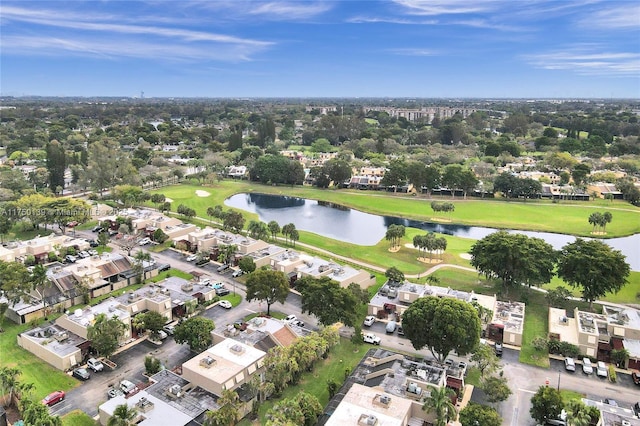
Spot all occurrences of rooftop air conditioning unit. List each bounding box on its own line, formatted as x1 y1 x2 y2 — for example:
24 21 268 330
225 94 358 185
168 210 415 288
200 356 216 368
55 331 69 342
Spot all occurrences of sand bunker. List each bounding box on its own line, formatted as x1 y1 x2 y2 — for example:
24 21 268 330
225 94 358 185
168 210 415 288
459 253 472 260
195 190 211 197
164 197 174 203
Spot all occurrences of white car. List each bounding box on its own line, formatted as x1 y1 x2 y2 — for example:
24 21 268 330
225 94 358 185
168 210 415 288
363 333 381 345
596 361 608 378
284 314 297 323
564 357 576 372
219 300 232 309
186 254 198 262
138 237 151 246
363 316 376 327
231 269 244 278
582 358 593 374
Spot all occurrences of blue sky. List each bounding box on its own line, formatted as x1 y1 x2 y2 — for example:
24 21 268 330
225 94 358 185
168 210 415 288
1 1 639 98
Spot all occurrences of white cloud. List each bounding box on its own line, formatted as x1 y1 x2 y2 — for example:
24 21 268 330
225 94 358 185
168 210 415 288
388 48 438 56
523 45 640 76
579 4 640 29
346 16 437 25
392 0 502 16
249 2 333 19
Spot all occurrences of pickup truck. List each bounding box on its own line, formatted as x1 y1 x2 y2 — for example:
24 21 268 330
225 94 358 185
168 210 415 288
363 333 381 345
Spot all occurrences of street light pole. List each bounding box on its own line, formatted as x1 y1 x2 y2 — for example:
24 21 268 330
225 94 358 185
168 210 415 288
557 371 560 391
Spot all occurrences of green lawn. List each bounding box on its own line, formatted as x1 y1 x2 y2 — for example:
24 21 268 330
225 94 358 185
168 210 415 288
150 269 194 282
238 338 368 425
62 410 99 426
0 319 78 401
150 181 640 238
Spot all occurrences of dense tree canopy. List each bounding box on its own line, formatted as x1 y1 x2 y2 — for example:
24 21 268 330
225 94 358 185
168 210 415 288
557 239 630 308
470 231 556 291
245 269 290 316
299 276 359 327
402 296 481 363
87 313 127 359
530 386 564 424
174 316 215 352
459 403 502 426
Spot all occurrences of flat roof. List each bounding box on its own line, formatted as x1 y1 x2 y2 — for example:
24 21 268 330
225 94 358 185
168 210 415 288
67 298 130 327
324 384 412 426
182 341 265 387
101 391 193 426
491 300 525 334
145 370 218 419
21 323 85 357
603 306 640 331
548 308 579 345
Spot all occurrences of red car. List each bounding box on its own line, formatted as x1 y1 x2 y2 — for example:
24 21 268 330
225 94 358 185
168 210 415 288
42 390 65 406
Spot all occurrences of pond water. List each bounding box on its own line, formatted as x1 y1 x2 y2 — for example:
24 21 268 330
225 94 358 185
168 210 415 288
225 193 640 271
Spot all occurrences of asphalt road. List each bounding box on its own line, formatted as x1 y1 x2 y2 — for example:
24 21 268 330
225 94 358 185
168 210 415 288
56 232 640 424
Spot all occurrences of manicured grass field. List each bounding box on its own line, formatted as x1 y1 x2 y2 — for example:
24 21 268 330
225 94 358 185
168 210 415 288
152 181 640 238
150 269 193 282
62 410 99 426
0 319 78 401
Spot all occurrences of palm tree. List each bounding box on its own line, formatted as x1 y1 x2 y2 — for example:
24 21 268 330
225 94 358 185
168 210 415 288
588 212 602 232
422 386 456 426
133 250 151 282
267 220 281 241
107 404 138 426
602 211 612 233
30 264 52 317
0 367 21 407
205 390 240 426
565 399 591 426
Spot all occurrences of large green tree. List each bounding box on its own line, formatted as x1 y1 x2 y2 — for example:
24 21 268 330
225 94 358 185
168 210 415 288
470 231 556 291
133 311 166 340
0 260 32 306
45 140 66 192
174 316 215 352
299 276 359 327
530 386 564 425
245 269 289 316
459 402 502 426
557 239 630 309
402 296 481 364
87 314 127 359
265 392 322 426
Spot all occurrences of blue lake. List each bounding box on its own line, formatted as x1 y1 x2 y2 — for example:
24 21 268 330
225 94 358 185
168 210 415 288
225 193 640 271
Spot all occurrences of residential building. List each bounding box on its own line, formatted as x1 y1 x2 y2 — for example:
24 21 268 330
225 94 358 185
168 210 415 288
17 323 87 371
212 316 306 352
295 256 375 288
549 306 640 368
319 348 469 426
99 370 218 426
181 340 266 397
55 298 131 341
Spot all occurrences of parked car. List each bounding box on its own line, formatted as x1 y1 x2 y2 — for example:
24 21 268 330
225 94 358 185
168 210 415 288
291 320 305 328
77 250 90 259
87 358 104 372
42 390 65 406
219 300 232 309
65 254 77 263
66 221 79 228
186 254 198 262
633 402 640 417
397 325 404 336
284 314 297 323
603 398 618 407
632 371 640 385
163 324 176 335
107 387 124 399
215 287 230 296
92 225 104 233
363 333 381 345
88 249 98 256
385 321 397 334
87 239 99 247
582 358 593 374
564 357 576 372
155 330 168 340
72 367 90 381
231 269 244 278
596 361 608 378
495 342 503 357
138 237 151 246
363 315 376 327
120 380 137 394
217 263 230 273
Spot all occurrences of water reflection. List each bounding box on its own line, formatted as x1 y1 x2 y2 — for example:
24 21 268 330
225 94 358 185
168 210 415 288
225 193 639 271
